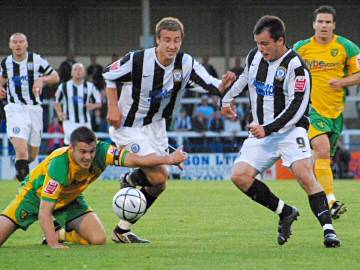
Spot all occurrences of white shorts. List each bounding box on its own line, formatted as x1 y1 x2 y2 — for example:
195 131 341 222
63 120 92 145
4 103 43 147
235 127 312 173
109 119 168 156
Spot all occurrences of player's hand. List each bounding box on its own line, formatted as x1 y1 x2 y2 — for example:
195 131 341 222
249 124 265 139
48 243 69 249
57 112 67 121
107 105 122 128
221 105 237 120
168 146 187 168
329 79 343 90
33 78 44 96
0 86 6 99
219 71 236 94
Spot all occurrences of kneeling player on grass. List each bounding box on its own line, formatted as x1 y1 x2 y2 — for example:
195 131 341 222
0 126 186 249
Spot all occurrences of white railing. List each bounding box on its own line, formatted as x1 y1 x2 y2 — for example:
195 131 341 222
1 129 359 156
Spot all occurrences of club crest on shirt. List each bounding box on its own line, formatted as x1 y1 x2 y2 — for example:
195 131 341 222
294 76 307 92
330 49 338 57
13 127 21 134
275 66 287 81
173 69 182 82
20 209 28 220
131 143 140 153
44 179 60 195
27 63 34 71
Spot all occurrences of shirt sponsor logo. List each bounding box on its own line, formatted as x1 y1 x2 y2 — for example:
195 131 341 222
12 75 28 88
304 60 340 71
148 88 173 102
110 60 121 71
275 66 287 81
294 76 306 92
252 80 274 96
44 179 59 195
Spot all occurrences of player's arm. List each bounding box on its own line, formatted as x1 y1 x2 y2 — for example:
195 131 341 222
54 84 66 121
106 146 187 168
39 174 67 249
329 72 360 89
103 53 133 128
33 70 60 96
38 199 67 249
0 76 7 99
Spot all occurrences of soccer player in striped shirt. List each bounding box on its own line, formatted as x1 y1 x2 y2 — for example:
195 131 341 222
0 126 186 249
294 5 360 219
0 33 59 182
222 15 340 247
103 17 236 243
55 63 102 145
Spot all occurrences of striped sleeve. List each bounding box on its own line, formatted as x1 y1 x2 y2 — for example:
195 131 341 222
189 58 221 96
55 83 64 103
103 52 133 88
37 54 54 76
263 60 311 135
89 84 101 103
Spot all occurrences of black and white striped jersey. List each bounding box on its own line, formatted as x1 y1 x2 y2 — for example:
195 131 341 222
103 48 221 128
222 48 311 135
55 80 101 124
0 52 54 105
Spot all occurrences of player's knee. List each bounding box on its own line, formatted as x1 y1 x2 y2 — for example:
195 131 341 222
147 170 168 186
88 234 107 245
312 142 330 159
231 171 251 190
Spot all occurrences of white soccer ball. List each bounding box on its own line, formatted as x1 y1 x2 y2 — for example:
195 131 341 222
112 187 147 222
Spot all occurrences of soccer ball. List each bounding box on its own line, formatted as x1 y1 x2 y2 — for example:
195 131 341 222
112 187 147 222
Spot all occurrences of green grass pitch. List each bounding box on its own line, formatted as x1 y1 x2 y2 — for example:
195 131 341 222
0 179 359 270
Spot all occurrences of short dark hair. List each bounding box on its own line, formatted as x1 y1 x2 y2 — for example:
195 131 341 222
253 15 286 42
155 17 184 38
313 5 336 22
70 126 97 146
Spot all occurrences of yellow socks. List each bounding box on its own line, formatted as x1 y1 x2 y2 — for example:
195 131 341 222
58 229 89 245
314 159 336 207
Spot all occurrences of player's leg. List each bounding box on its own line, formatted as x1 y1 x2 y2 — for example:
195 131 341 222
113 164 167 243
309 110 346 218
0 216 18 246
54 196 105 245
67 212 106 245
28 146 40 163
291 158 340 247
232 137 298 245
11 138 30 182
281 127 340 247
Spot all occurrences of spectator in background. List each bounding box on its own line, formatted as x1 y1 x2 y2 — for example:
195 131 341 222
195 95 215 122
47 117 64 153
230 56 244 78
58 51 76 82
356 84 360 118
209 110 224 132
202 55 218 78
174 108 192 131
192 112 208 132
87 54 104 90
93 109 108 133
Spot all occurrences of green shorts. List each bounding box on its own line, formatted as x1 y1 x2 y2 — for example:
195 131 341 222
308 109 343 157
2 190 92 231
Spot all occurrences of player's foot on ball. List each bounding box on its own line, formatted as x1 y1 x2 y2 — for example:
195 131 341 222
277 207 299 245
330 201 347 220
112 227 149 244
120 172 136 189
324 233 341 248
